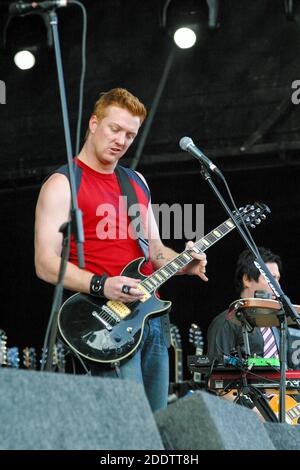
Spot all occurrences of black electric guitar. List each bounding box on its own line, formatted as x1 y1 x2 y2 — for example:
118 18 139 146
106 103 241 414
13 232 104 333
58 203 270 364
170 323 183 384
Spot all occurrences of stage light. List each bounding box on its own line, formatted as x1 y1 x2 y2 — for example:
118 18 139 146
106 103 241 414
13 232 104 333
173 27 197 49
161 0 211 50
4 12 52 70
14 49 36 70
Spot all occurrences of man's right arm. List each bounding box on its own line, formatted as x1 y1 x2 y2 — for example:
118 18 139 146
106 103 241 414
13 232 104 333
34 173 94 293
34 173 144 301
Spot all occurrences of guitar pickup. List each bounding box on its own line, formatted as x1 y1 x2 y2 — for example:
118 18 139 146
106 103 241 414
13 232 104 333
107 301 131 319
137 285 151 302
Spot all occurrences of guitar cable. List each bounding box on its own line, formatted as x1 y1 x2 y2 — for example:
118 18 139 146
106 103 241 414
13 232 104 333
71 349 91 376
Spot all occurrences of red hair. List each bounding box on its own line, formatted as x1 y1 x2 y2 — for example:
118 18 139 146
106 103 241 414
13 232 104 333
85 88 147 140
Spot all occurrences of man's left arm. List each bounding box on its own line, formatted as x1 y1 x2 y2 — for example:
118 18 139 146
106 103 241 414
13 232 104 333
148 202 208 282
136 170 208 281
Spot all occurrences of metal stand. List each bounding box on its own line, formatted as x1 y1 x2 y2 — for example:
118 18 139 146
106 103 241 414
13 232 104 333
42 8 85 371
241 322 251 357
278 314 288 421
236 331 279 422
48 10 84 266
198 164 300 422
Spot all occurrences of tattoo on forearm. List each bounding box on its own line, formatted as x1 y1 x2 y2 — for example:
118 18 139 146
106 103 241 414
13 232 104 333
156 252 166 260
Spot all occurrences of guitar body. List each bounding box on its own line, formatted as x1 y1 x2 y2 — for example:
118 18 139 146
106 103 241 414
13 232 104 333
58 258 172 364
269 394 300 425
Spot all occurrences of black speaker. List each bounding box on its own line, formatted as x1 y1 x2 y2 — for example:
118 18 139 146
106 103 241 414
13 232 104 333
0 368 163 450
155 391 275 450
264 423 300 450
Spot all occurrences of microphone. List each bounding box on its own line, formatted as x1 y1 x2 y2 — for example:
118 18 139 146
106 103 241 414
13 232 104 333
179 136 222 177
9 1 69 16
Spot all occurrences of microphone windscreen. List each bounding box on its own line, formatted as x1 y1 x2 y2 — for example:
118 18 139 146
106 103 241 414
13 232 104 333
179 136 193 151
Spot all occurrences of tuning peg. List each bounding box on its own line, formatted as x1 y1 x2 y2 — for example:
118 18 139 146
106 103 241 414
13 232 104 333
261 214 266 220
250 223 256 228
255 218 261 225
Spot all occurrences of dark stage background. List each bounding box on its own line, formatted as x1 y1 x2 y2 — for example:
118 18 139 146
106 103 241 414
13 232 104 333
1 0 300 377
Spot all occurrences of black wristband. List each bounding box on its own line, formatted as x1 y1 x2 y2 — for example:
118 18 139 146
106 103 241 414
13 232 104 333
90 273 108 297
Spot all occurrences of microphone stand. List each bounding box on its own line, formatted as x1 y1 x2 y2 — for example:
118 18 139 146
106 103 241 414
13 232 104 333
41 7 85 372
198 165 300 423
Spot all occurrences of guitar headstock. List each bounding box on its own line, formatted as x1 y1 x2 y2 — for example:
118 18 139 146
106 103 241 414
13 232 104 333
0 330 7 366
0 329 7 366
189 323 204 355
56 341 67 373
7 346 20 368
170 323 182 350
40 345 58 369
234 202 271 229
23 347 37 370
169 323 183 384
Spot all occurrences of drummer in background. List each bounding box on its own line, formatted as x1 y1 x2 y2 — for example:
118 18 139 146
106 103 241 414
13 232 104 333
207 247 296 368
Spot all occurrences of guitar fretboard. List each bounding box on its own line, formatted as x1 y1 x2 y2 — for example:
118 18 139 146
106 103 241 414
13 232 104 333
287 403 300 421
170 324 183 383
175 348 183 383
141 216 235 292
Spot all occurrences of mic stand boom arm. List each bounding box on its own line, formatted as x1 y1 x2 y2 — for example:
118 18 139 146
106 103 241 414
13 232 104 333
198 164 300 423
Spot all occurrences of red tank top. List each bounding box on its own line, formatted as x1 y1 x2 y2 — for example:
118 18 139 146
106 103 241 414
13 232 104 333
55 159 154 277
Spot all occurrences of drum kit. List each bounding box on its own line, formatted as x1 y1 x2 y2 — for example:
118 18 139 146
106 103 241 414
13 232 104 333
223 297 300 423
187 294 300 423
228 297 300 328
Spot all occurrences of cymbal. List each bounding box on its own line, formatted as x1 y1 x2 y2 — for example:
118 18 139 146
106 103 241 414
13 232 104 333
228 298 300 328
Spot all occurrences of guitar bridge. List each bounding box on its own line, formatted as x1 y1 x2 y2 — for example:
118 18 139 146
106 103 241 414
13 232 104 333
92 311 113 330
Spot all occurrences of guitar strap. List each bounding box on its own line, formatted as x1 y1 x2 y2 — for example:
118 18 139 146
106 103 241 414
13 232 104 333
115 166 170 350
115 166 149 262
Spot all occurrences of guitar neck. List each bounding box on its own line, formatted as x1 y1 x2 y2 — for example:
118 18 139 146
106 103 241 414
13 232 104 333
141 217 235 292
174 348 183 384
287 402 300 422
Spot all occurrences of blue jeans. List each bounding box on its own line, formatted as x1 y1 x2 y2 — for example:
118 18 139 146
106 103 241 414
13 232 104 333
88 316 169 412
